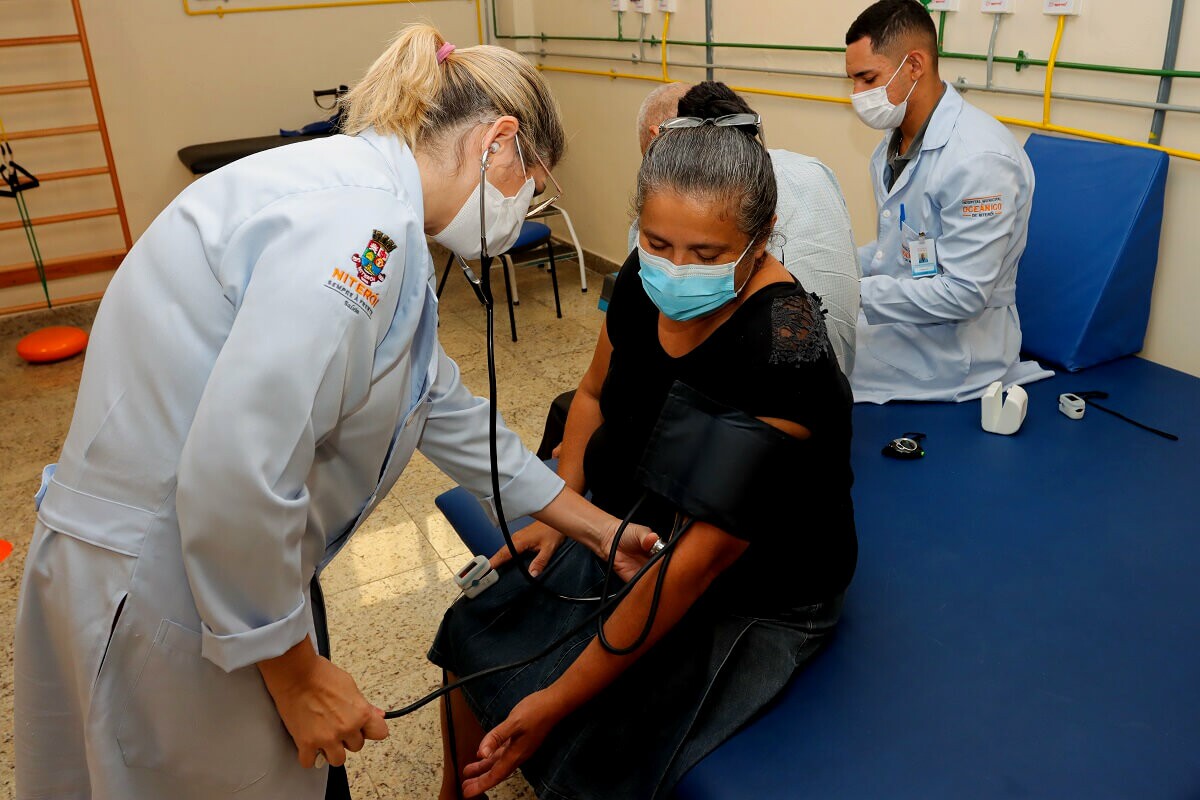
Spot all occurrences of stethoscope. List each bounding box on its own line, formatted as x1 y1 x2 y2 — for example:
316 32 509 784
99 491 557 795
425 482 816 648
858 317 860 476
377 134 687 723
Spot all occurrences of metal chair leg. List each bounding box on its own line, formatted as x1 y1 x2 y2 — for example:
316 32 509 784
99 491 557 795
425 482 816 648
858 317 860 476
506 254 520 305
500 254 518 342
546 241 562 319
549 205 588 293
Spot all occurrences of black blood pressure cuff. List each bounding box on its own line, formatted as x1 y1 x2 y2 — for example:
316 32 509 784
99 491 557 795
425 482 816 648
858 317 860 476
635 382 798 541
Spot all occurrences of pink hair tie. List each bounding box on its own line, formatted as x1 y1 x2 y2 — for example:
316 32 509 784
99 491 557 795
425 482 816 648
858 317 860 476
437 42 456 64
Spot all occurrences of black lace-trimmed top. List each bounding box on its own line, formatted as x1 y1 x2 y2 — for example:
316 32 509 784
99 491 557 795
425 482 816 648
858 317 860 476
583 253 857 610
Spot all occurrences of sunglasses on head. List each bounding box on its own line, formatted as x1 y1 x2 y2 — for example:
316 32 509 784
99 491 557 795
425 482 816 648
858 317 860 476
659 113 766 145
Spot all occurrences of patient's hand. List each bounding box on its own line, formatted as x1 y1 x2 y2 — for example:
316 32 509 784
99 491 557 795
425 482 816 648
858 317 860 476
461 690 564 797
490 521 565 577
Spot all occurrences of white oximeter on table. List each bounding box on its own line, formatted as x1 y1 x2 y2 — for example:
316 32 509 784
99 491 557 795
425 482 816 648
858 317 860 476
1059 393 1086 419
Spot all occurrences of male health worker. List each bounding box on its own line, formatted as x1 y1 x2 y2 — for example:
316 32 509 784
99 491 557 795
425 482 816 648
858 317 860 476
845 0 1052 403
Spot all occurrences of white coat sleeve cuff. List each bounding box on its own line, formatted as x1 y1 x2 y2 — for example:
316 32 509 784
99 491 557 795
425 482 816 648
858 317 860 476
479 453 565 525
860 275 888 325
200 597 310 673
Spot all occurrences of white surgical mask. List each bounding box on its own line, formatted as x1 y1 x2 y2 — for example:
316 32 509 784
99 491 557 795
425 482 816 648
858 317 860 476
850 54 917 131
432 144 536 259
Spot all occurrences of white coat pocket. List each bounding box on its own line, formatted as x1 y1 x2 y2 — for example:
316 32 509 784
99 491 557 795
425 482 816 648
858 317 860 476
116 619 292 792
866 322 970 383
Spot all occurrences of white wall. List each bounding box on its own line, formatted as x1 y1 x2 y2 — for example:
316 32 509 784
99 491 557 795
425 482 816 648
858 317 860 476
0 0 479 308
510 0 1200 377
4 0 1197 376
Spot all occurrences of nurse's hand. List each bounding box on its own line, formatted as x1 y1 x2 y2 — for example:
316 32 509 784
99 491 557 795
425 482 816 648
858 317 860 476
258 637 389 768
461 690 562 796
489 521 565 576
599 519 659 583
531 489 658 580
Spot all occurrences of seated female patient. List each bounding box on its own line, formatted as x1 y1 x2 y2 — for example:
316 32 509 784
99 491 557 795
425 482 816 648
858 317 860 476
429 87 858 800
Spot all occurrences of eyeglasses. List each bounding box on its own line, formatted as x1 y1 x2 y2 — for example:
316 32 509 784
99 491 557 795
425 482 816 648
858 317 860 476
659 113 766 145
470 130 565 281
513 133 563 218
482 133 563 220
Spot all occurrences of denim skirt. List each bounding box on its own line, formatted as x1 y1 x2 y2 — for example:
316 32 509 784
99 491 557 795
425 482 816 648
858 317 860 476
428 540 843 800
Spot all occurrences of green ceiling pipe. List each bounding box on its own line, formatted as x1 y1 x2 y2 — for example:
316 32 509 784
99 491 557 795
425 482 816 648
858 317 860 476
941 47 1200 79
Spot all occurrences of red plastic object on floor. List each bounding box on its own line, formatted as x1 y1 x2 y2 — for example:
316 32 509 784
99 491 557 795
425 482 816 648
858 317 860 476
0 540 12 564
16 326 88 364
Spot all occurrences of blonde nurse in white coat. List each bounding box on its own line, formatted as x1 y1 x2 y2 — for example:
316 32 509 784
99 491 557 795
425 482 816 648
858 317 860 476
14 25 654 800
844 0 1052 403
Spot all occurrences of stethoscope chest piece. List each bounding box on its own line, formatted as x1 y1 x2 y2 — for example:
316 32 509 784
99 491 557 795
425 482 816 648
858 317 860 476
883 432 926 460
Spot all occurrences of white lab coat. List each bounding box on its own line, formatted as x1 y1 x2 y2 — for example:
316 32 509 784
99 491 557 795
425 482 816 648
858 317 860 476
850 84 1053 403
626 150 861 376
13 130 563 799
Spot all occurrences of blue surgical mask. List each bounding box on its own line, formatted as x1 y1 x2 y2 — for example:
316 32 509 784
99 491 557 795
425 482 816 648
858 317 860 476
637 238 756 322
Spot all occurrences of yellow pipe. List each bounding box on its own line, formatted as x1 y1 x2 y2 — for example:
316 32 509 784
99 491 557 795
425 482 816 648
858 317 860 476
538 64 668 84
183 0 450 18
999 116 1200 162
476 0 484 44
1043 15 1066 125
729 83 851 106
540 63 857 106
661 11 671 82
539 63 1197 161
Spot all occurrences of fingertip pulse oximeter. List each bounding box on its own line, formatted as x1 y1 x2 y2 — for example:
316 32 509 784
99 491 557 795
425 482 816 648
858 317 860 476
455 554 498 598
1058 393 1086 420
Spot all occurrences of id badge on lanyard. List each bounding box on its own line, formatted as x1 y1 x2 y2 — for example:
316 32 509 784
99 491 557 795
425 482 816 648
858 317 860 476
910 232 938 278
899 207 937 279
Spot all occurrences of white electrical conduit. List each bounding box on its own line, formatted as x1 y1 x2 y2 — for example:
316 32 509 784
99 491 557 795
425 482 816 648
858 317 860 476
522 49 1200 117
522 49 852 83
986 14 1002 88
954 79 1200 115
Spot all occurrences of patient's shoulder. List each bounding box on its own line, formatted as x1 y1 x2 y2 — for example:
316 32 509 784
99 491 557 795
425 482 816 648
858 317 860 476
766 289 833 367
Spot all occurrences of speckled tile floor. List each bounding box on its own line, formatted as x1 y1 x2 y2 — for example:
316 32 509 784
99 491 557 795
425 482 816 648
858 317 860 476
0 252 608 799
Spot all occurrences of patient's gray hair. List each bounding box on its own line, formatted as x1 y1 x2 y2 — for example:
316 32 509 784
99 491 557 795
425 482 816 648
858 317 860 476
636 124 777 244
636 83 691 153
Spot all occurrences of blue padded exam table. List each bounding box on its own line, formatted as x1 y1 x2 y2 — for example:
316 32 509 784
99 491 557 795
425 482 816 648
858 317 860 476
676 356 1200 799
435 357 1199 798
434 132 1194 797
437 356 1199 798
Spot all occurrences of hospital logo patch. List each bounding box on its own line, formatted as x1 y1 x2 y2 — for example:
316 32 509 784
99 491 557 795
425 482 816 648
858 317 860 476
962 195 1003 218
352 229 397 285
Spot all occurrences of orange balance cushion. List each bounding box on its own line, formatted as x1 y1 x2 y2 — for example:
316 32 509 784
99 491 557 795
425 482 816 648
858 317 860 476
16 325 89 364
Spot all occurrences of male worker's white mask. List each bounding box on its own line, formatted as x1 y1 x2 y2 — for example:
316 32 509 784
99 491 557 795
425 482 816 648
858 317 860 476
432 141 535 259
850 54 917 131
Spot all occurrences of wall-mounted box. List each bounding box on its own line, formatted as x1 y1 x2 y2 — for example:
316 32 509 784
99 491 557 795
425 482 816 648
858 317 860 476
1043 0 1082 15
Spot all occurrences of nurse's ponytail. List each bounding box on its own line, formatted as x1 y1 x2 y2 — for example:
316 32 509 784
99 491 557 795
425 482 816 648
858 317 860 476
342 23 565 169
